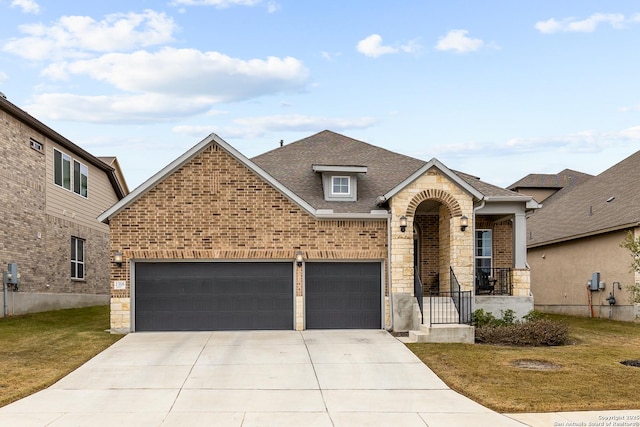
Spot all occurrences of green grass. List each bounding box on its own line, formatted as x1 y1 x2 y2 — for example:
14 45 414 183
0 306 122 408
408 314 640 413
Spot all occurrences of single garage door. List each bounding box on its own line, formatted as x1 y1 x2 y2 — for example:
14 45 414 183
305 262 382 329
135 262 293 331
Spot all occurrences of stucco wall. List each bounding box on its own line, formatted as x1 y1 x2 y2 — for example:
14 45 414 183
108 143 388 331
529 229 637 321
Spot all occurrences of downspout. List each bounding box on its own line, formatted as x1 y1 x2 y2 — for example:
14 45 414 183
386 211 394 331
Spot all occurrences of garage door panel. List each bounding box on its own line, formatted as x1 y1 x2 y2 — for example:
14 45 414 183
305 262 382 329
135 262 293 331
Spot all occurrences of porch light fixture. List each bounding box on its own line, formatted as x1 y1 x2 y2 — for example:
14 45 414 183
460 215 469 232
113 251 123 267
295 251 304 266
399 216 408 233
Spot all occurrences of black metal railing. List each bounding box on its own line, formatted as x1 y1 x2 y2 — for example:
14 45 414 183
414 269 424 323
475 267 512 295
429 268 472 325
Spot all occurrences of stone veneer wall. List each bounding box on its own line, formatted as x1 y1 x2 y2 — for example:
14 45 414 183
108 143 388 331
390 169 475 295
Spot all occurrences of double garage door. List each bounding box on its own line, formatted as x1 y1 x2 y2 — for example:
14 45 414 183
134 261 381 331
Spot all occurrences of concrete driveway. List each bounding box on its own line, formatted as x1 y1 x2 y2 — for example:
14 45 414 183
0 330 526 426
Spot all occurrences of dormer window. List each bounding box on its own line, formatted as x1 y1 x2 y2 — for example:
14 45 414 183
313 164 367 202
332 176 350 195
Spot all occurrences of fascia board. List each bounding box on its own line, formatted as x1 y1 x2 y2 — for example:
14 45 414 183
314 212 390 220
382 158 484 201
213 135 319 216
527 222 640 248
312 165 368 173
98 134 218 222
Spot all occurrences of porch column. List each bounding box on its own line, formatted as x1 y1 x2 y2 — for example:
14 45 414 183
513 212 527 269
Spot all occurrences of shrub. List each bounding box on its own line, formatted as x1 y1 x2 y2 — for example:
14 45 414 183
473 309 569 346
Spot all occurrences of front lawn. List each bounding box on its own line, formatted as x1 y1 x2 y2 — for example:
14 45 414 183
408 314 640 413
0 306 122 408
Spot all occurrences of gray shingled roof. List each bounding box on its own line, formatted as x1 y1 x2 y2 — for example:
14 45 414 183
527 150 640 247
508 169 592 191
252 130 527 213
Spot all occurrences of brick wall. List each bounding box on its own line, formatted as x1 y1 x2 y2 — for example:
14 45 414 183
415 214 439 293
109 143 388 312
475 215 513 269
0 108 109 309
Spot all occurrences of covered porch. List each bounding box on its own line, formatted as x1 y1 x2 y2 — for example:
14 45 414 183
382 158 539 341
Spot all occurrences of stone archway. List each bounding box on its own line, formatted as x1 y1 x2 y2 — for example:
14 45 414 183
405 189 462 218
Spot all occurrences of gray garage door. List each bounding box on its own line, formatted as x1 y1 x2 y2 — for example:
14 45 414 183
135 262 293 331
305 262 382 329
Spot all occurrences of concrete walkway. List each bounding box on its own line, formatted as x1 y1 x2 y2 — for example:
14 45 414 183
0 330 528 427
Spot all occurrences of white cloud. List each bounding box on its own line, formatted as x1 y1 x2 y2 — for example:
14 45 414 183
0 70 7 83
233 114 378 132
2 10 177 60
26 48 308 123
535 13 629 34
10 0 40 14
430 126 640 158
44 48 308 101
170 0 280 12
619 104 640 113
435 29 484 53
23 92 217 123
174 114 379 139
356 34 421 58
357 34 398 57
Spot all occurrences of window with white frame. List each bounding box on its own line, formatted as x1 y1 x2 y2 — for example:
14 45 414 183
54 148 88 197
54 148 71 190
71 237 85 280
73 160 88 198
331 176 350 195
475 229 492 274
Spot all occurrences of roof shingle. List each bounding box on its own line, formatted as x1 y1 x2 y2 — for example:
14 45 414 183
527 150 640 247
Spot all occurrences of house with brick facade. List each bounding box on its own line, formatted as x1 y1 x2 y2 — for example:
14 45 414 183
99 131 539 341
526 150 640 322
0 95 127 316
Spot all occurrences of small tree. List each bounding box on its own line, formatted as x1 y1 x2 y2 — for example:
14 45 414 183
620 231 640 304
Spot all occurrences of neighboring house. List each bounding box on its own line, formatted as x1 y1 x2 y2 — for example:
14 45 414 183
508 169 593 203
98 130 539 341
526 150 640 322
0 95 127 316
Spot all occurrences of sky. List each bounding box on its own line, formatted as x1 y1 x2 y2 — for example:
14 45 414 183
1 0 639 190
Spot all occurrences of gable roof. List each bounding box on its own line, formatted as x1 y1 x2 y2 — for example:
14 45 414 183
0 96 127 200
99 133 326 223
98 156 130 195
508 169 592 191
527 150 640 247
99 130 536 223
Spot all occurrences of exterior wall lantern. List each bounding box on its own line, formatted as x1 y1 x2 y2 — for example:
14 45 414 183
295 251 304 266
460 215 469 232
113 251 123 267
399 216 408 232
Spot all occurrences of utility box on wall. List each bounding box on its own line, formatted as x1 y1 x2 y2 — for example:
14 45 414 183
587 272 600 291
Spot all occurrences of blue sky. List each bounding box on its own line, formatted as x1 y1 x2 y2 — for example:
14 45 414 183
1 0 639 190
